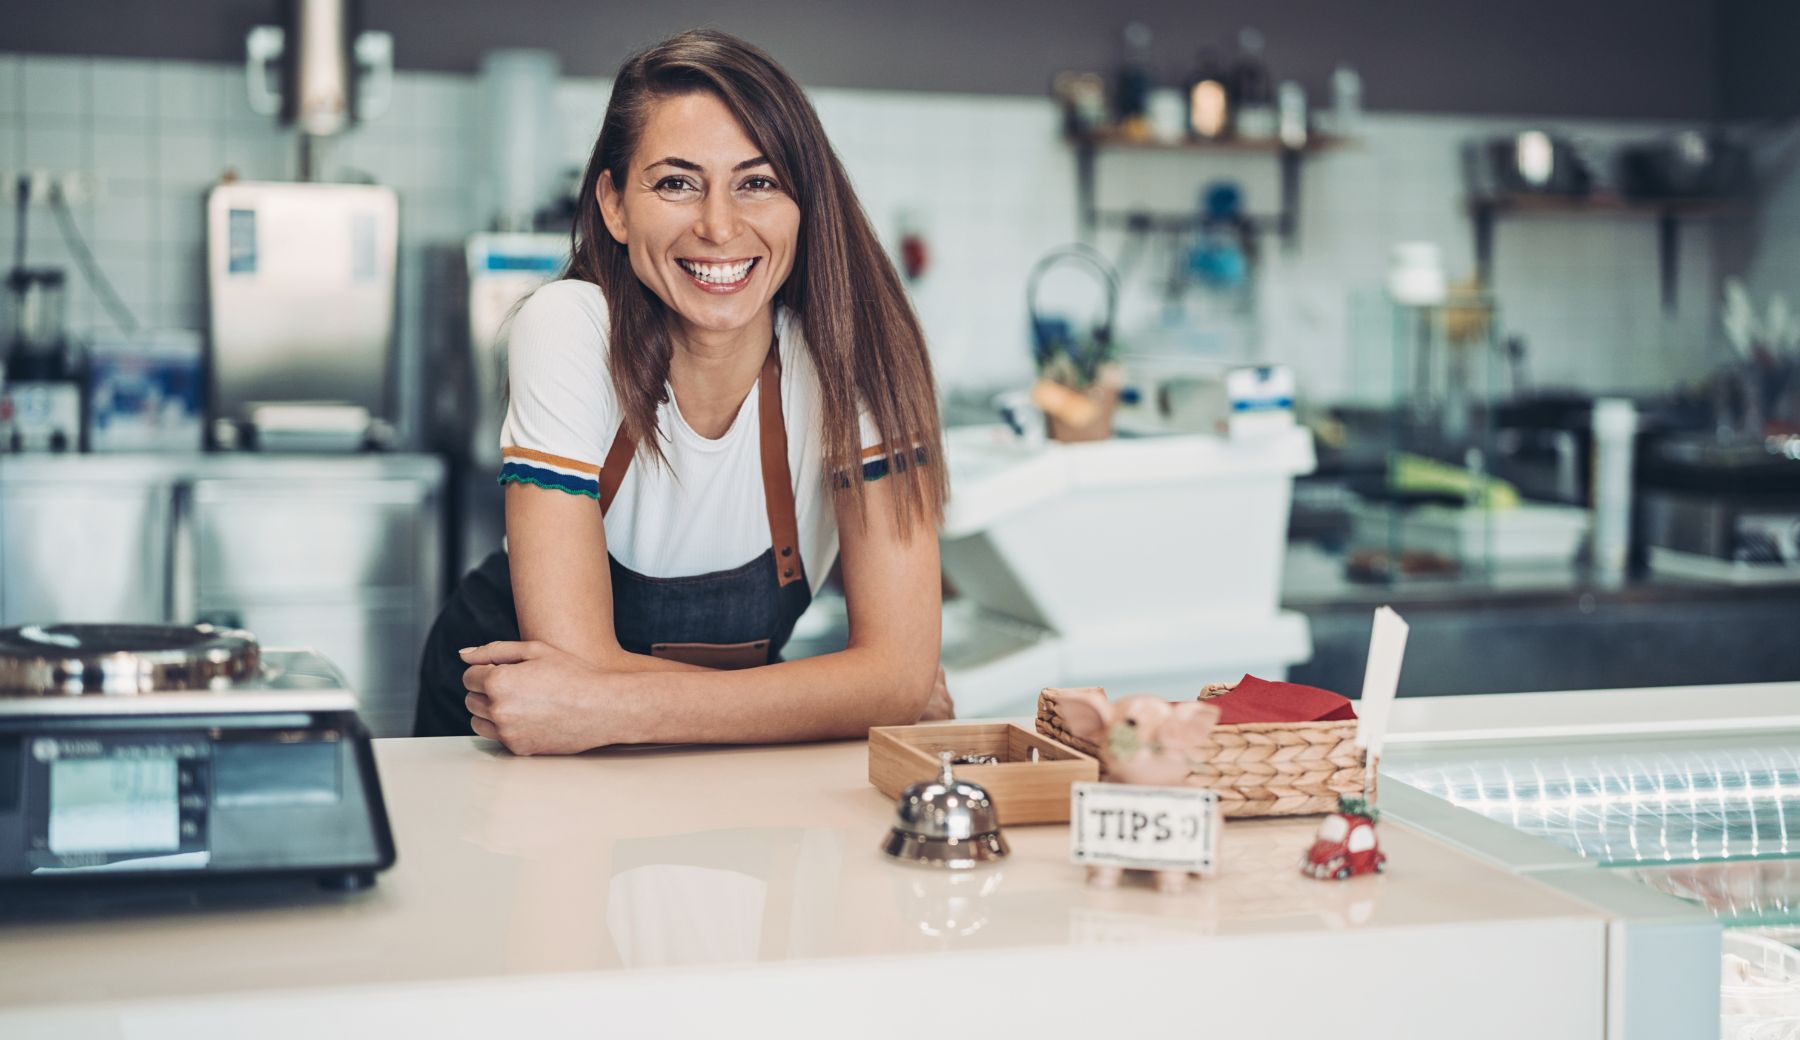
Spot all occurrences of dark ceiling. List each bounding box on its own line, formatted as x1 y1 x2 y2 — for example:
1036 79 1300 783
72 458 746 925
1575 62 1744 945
7 0 1789 121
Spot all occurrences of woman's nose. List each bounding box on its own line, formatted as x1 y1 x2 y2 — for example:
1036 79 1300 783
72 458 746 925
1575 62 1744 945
694 189 741 244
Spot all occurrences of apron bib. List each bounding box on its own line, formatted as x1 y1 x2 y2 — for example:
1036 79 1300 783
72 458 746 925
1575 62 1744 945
414 346 811 737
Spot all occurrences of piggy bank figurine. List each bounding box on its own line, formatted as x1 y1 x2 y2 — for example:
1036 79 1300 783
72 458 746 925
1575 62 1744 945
1052 687 1221 893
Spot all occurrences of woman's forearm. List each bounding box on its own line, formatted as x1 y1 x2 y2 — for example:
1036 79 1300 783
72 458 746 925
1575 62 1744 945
594 646 712 675
604 645 935 745
529 626 710 675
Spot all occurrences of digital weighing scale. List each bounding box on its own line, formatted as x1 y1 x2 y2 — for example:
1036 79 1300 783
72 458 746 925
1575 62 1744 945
0 624 396 890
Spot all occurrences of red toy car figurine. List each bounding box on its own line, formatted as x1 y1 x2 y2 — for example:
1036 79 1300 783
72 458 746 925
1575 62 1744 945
1302 797 1386 880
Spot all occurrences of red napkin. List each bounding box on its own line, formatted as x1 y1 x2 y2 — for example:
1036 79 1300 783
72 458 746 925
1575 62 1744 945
1206 674 1357 726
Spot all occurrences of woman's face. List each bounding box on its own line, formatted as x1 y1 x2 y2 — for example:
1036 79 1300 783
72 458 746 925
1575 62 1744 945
599 92 800 342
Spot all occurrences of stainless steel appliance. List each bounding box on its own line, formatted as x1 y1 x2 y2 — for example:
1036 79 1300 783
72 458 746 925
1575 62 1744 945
4 267 69 376
0 624 395 889
2 266 81 453
205 180 399 450
244 0 394 179
1640 435 1800 575
0 381 80 453
0 453 444 738
464 234 566 470
441 232 565 575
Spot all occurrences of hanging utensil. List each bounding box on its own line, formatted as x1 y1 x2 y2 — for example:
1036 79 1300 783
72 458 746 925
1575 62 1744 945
1026 243 1119 387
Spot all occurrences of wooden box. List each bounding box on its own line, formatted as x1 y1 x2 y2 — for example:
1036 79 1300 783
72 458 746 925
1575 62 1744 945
868 723 1098 825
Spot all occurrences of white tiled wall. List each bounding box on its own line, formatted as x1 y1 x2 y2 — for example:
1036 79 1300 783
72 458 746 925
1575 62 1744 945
1737 123 1800 323
0 51 1750 421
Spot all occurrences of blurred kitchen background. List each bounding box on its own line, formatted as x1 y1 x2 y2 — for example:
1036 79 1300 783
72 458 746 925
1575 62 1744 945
1 0 1797 735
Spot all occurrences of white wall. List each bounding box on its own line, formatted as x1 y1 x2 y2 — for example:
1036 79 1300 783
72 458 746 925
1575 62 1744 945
0 51 1736 424
1731 123 1800 321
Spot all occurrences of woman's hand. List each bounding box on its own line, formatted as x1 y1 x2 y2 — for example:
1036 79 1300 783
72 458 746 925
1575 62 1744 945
459 641 623 755
919 664 955 721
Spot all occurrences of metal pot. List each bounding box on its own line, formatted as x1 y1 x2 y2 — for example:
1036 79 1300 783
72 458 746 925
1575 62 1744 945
1463 131 1592 197
1616 132 1751 200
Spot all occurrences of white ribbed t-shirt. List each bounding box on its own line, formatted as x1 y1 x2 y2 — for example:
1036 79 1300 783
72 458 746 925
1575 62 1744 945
497 279 883 595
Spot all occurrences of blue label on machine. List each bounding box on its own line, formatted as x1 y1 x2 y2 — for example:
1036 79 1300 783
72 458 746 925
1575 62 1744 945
482 253 562 272
1232 396 1295 412
227 209 257 275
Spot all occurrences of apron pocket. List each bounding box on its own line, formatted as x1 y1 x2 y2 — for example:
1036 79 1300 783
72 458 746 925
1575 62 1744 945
650 640 770 670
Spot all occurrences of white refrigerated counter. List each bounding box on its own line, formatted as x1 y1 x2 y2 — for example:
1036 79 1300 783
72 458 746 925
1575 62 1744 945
937 423 1316 717
1380 680 1800 1040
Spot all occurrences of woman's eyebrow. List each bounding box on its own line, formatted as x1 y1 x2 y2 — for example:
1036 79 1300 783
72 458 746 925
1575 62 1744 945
644 155 771 172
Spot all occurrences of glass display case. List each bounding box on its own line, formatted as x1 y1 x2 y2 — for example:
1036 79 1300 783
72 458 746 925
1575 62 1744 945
1390 735 1800 876
1380 685 1800 1040
1343 290 1592 585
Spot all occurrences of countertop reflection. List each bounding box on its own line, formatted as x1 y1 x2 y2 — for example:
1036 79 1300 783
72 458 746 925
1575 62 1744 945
1 735 1604 1011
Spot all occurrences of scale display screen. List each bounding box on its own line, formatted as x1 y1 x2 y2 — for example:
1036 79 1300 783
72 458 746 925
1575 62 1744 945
47 758 180 855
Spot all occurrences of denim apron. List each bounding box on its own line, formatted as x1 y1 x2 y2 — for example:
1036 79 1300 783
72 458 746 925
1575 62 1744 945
413 347 812 738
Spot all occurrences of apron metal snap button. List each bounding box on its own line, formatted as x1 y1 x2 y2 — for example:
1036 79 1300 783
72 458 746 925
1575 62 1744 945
781 546 792 557
782 568 794 578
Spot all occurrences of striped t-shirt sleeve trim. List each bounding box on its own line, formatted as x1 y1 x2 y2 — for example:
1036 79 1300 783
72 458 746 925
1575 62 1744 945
850 443 930 484
499 447 601 499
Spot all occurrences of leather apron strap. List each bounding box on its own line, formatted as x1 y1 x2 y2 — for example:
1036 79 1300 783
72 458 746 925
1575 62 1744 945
756 349 805 588
596 344 804 589
596 424 635 514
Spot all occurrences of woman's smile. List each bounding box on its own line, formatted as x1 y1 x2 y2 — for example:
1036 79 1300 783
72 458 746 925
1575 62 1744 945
675 256 760 293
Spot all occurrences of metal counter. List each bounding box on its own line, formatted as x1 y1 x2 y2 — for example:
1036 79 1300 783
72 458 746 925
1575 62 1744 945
1283 543 1800 696
0 453 444 737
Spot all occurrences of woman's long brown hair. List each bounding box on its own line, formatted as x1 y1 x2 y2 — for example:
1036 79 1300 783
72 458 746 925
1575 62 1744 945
565 28 946 534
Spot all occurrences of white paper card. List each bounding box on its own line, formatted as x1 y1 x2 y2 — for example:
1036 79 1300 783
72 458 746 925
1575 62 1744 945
1070 783 1220 874
1354 606 1410 772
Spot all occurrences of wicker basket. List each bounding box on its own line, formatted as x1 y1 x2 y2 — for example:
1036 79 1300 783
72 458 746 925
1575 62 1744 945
1035 682 1373 818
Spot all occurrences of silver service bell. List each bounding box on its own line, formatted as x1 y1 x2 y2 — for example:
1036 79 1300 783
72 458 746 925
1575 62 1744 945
881 751 1009 869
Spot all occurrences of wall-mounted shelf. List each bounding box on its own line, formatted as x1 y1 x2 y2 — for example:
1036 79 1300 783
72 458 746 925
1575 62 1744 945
1467 192 1748 314
1069 132 1354 247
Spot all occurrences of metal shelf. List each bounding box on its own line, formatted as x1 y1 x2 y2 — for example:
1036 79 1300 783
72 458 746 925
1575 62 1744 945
1070 130 1353 154
1467 192 1749 314
1069 132 1355 248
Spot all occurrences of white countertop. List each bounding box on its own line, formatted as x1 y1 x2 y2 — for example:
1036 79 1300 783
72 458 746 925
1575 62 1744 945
1387 680 1800 745
1 732 1621 1038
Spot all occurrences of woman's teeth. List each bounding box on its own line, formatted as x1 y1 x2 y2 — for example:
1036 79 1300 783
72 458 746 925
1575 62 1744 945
677 258 756 284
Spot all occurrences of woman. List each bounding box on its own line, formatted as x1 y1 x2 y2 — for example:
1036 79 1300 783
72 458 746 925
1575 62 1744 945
413 29 950 753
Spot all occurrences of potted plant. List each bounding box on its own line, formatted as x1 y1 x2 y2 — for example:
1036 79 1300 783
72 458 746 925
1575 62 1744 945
1027 244 1125 442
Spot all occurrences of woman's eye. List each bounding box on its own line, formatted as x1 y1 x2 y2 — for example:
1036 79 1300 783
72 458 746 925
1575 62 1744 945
740 175 780 193
654 176 698 194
